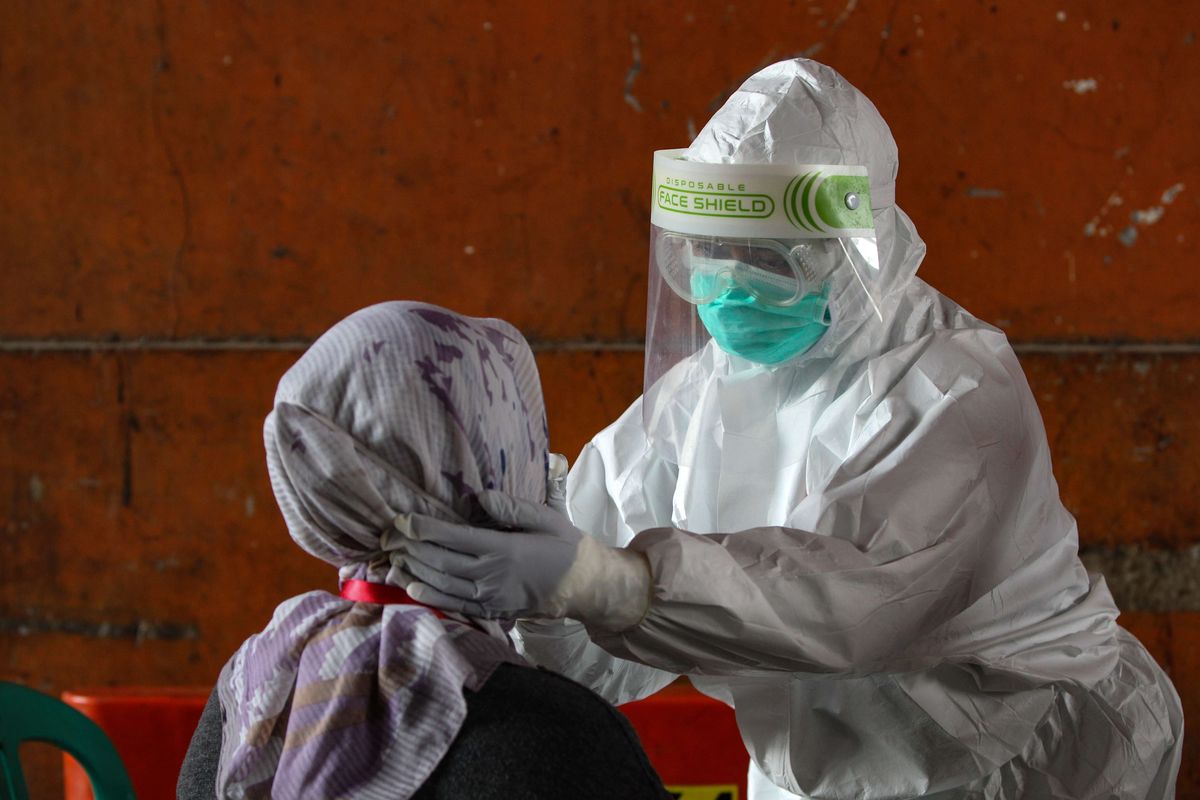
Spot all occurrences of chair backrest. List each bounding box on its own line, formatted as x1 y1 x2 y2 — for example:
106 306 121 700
0 682 135 800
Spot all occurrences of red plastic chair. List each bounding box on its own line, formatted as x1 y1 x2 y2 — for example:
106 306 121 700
60 687 208 800
620 680 748 800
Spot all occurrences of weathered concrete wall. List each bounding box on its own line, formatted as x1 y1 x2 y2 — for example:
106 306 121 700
2 1 1197 795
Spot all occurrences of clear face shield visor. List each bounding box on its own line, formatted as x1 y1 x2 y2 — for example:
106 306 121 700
643 150 883 463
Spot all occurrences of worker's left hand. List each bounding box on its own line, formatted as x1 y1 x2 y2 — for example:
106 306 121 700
396 490 584 619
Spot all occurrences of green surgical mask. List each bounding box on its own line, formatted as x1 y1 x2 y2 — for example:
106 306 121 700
696 284 832 365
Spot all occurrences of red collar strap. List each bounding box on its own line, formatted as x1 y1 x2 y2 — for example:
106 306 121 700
339 579 446 619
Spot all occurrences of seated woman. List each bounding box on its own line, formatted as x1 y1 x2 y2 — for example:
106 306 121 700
177 302 669 799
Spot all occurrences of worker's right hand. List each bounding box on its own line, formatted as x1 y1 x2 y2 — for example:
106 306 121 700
395 490 584 620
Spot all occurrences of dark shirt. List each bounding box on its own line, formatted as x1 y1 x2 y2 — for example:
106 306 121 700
178 662 670 799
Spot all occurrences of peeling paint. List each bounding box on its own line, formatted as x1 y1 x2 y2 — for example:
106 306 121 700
1062 78 1099 94
245 494 256 517
1131 206 1165 226
623 32 643 113
1082 192 1126 237
1121 184 1185 233
965 187 1005 198
1161 182 1185 204
1118 225 1138 247
29 475 44 503
830 0 859 29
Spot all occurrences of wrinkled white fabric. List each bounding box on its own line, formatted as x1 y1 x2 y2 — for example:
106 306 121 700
515 60 1182 799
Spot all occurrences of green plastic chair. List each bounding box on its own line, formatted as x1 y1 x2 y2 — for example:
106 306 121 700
0 682 135 800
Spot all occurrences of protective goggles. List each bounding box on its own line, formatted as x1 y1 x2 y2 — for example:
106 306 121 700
655 234 842 307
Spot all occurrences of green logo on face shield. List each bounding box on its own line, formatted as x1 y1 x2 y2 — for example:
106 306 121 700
696 285 832 365
784 173 873 233
657 185 775 219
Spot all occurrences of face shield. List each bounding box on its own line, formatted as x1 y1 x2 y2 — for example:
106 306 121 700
644 149 883 453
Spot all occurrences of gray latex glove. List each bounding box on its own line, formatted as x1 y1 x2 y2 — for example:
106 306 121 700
397 490 583 619
397 489 651 629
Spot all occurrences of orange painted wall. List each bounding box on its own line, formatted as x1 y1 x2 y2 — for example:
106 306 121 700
2 1 1197 795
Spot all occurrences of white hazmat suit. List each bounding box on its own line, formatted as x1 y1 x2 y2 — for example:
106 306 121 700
514 60 1183 799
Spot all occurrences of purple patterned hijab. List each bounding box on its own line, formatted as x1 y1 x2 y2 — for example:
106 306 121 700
215 302 549 799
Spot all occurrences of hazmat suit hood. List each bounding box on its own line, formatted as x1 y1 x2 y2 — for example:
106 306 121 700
686 58 925 350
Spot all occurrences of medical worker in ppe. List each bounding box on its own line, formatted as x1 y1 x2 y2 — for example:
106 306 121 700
396 59 1183 799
